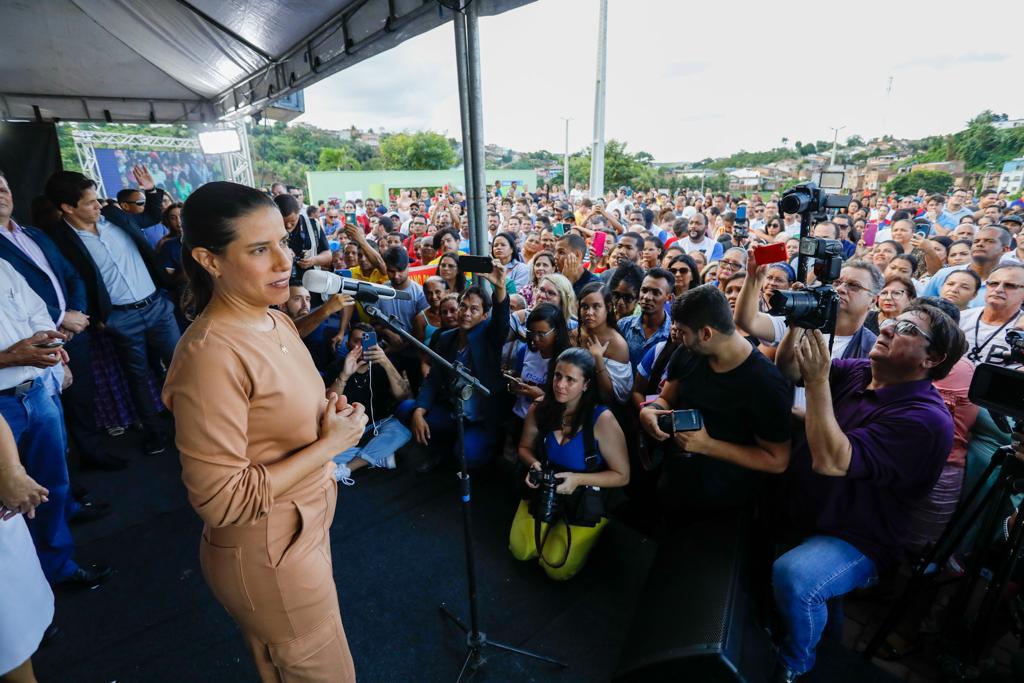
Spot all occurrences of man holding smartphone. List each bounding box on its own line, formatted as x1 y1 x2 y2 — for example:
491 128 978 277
639 285 792 515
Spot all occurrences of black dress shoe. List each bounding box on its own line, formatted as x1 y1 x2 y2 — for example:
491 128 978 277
40 623 60 648
59 564 112 590
70 501 111 525
144 434 169 456
416 453 443 474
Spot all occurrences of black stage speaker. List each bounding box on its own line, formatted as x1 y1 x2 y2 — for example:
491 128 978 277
614 508 772 682
0 122 63 226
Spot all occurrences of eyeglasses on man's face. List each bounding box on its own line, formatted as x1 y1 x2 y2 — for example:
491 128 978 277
833 278 871 294
879 317 932 342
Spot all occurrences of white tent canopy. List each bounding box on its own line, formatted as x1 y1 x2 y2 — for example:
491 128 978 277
0 0 530 124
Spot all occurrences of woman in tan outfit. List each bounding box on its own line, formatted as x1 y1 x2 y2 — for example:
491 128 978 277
162 182 366 682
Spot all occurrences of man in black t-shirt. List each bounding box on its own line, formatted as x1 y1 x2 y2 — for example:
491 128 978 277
639 285 793 512
326 324 412 484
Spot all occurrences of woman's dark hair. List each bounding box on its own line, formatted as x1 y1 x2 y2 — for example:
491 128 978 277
180 181 276 318
668 255 700 291
901 302 967 380
948 239 972 253
491 231 522 263
525 304 571 377
889 253 918 273
930 235 953 252
162 202 184 234
534 347 599 440
943 267 982 293
878 239 904 255
644 235 665 259
273 193 299 216
577 282 617 328
438 251 467 292
608 263 645 295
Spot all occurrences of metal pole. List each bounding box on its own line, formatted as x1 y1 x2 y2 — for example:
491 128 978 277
589 0 608 201
464 1 488 255
829 125 845 167
453 11 476 245
561 117 571 199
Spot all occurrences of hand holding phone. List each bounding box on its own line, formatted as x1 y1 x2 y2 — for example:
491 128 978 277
593 231 607 258
862 223 878 247
458 255 495 273
753 242 788 267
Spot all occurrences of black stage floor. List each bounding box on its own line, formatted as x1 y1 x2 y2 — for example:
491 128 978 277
33 431 899 683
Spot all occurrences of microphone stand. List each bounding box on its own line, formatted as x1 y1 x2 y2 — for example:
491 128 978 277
360 290 565 681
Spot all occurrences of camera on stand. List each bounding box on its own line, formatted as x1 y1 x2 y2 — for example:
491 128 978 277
766 179 851 339
769 237 843 331
996 329 1024 366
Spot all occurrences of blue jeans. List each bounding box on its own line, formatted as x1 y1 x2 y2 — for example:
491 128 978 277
333 417 411 468
105 295 180 433
395 399 498 468
772 535 878 674
0 378 78 582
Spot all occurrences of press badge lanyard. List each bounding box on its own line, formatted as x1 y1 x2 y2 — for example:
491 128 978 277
967 311 1020 362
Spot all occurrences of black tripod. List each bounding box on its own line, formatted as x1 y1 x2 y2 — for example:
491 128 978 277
364 300 565 681
864 445 1024 666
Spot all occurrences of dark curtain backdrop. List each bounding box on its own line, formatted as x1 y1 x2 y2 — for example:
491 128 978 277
0 121 63 225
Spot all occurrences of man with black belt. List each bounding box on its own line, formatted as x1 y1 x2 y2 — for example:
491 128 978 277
45 170 179 456
0 172 124 471
0 259 112 589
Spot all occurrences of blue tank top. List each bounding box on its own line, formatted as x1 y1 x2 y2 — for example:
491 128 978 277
424 319 439 345
543 405 609 473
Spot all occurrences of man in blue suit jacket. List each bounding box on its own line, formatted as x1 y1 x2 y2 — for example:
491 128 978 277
0 172 123 470
404 261 508 472
45 169 179 456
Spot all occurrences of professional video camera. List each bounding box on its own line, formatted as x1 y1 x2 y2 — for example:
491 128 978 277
778 178 850 217
768 237 843 331
997 329 1024 365
766 178 851 335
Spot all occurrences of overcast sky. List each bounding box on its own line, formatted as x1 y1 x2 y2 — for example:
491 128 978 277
295 0 1024 163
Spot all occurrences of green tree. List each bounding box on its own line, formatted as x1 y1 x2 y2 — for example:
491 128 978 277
317 147 361 171
379 132 457 170
884 170 953 196
845 135 864 147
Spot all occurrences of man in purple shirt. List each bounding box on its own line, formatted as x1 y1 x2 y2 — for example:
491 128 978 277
770 303 966 682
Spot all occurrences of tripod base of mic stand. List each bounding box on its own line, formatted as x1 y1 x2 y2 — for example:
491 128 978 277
439 602 566 681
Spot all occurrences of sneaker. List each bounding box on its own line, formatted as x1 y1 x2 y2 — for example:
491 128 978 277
333 463 355 486
383 453 397 470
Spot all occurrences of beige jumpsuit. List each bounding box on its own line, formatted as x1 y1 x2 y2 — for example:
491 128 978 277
163 310 355 682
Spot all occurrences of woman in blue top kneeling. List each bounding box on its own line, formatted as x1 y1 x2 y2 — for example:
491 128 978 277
510 347 630 580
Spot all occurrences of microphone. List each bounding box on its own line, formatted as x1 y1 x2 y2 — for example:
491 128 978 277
302 270 412 301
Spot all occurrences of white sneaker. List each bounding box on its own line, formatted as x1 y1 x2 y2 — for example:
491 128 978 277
333 463 355 486
383 453 397 470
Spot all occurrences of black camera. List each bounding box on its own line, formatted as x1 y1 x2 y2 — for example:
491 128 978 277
769 285 840 332
998 329 1024 366
656 409 704 434
528 466 562 524
779 181 851 216
733 225 749 241
768 237 843 331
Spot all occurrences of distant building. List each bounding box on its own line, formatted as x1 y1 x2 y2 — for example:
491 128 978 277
992 119 1024 130
998 158 1024 194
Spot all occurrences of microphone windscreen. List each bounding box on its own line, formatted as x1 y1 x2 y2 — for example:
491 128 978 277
302 269 340 294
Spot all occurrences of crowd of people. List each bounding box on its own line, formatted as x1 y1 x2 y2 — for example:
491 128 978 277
2 164 1024 681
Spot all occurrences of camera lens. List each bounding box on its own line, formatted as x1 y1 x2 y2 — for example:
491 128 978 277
769 289 818 319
